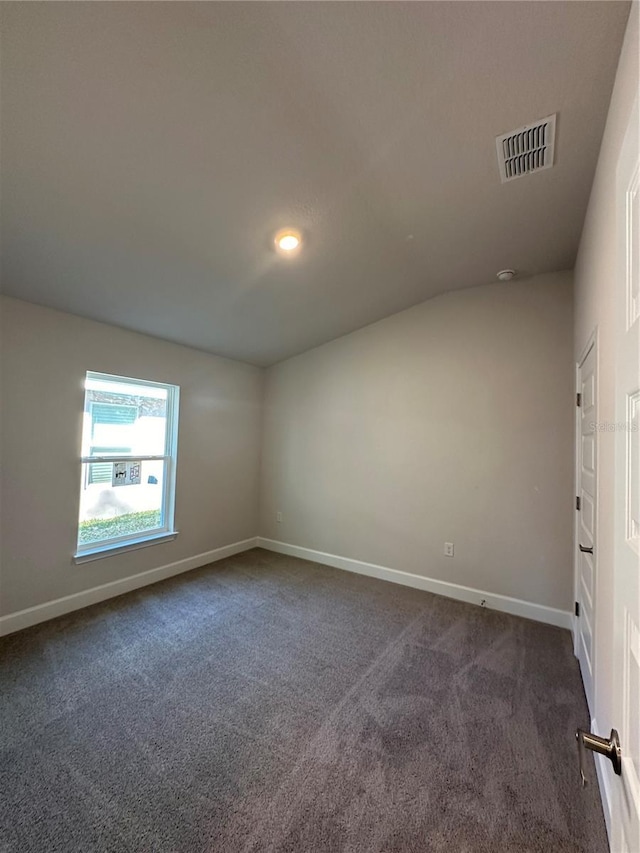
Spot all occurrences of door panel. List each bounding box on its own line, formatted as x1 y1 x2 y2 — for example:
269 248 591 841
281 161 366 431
579 607 593 667
628 391 640 546
580 490 595 546
611 94 639 853
576 341 597 713
580 557 593 607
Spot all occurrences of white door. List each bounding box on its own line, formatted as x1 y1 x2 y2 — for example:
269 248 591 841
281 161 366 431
610 93 640 853
576 339 597 714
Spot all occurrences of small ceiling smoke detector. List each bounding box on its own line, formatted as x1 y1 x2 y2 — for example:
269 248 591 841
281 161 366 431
497 269 516 281
496 114 556 183
274 228 302 256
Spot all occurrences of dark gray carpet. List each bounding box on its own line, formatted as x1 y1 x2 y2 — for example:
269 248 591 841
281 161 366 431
0 548 607 852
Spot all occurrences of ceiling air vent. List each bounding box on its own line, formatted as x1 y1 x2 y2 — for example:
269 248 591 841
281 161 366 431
496 114 556 183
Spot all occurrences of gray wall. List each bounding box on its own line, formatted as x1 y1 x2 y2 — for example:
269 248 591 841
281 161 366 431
1 270 576 619
573 0 638 774
260 271 575 610
0 296 263 615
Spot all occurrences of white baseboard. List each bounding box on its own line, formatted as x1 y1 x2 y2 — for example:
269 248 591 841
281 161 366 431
256 537 573 630
0 537 258 637
1 534 573 636
591 717 613 850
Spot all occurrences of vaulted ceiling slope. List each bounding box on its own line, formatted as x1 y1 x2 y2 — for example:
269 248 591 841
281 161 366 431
0 2 630 366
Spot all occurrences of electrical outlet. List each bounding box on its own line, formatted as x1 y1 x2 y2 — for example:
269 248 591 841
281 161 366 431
444 542 454 557
276 511 283 523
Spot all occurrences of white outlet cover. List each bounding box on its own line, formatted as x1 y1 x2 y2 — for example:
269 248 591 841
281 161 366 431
444 542 454 557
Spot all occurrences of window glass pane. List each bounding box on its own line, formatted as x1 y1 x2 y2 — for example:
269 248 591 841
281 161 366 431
78 459 166 547
82 376 168 458
77 372 178 554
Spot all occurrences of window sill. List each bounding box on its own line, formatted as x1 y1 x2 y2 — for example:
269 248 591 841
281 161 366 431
74 531 179 564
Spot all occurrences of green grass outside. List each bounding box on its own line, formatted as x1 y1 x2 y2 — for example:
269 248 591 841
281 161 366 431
78 509 162 545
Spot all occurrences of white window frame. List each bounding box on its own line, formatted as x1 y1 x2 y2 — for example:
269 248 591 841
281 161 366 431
74 371 180 563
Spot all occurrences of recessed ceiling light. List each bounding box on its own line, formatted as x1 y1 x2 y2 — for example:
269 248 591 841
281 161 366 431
274 228 302 255
497 269 516 281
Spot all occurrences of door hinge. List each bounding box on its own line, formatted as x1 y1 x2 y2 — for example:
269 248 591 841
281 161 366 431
576 392 582 407
576 496 581 511
575 601 580 617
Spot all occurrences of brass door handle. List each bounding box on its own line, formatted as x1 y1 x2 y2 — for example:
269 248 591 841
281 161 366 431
579 544 594 554
576 728 622 786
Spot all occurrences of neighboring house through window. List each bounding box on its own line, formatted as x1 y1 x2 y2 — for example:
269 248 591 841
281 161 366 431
75 371 180 561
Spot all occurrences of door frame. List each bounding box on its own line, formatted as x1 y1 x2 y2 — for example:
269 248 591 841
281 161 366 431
573 327 599 718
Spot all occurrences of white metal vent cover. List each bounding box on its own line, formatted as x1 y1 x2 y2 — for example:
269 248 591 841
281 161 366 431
496 114 556 183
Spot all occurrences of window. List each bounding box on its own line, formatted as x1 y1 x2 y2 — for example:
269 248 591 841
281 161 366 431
75 372 180 561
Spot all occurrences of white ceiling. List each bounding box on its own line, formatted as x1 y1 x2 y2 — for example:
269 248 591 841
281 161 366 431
0 2 630 366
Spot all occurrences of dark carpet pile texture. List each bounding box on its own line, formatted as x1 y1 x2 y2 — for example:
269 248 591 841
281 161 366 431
1 548 607 852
